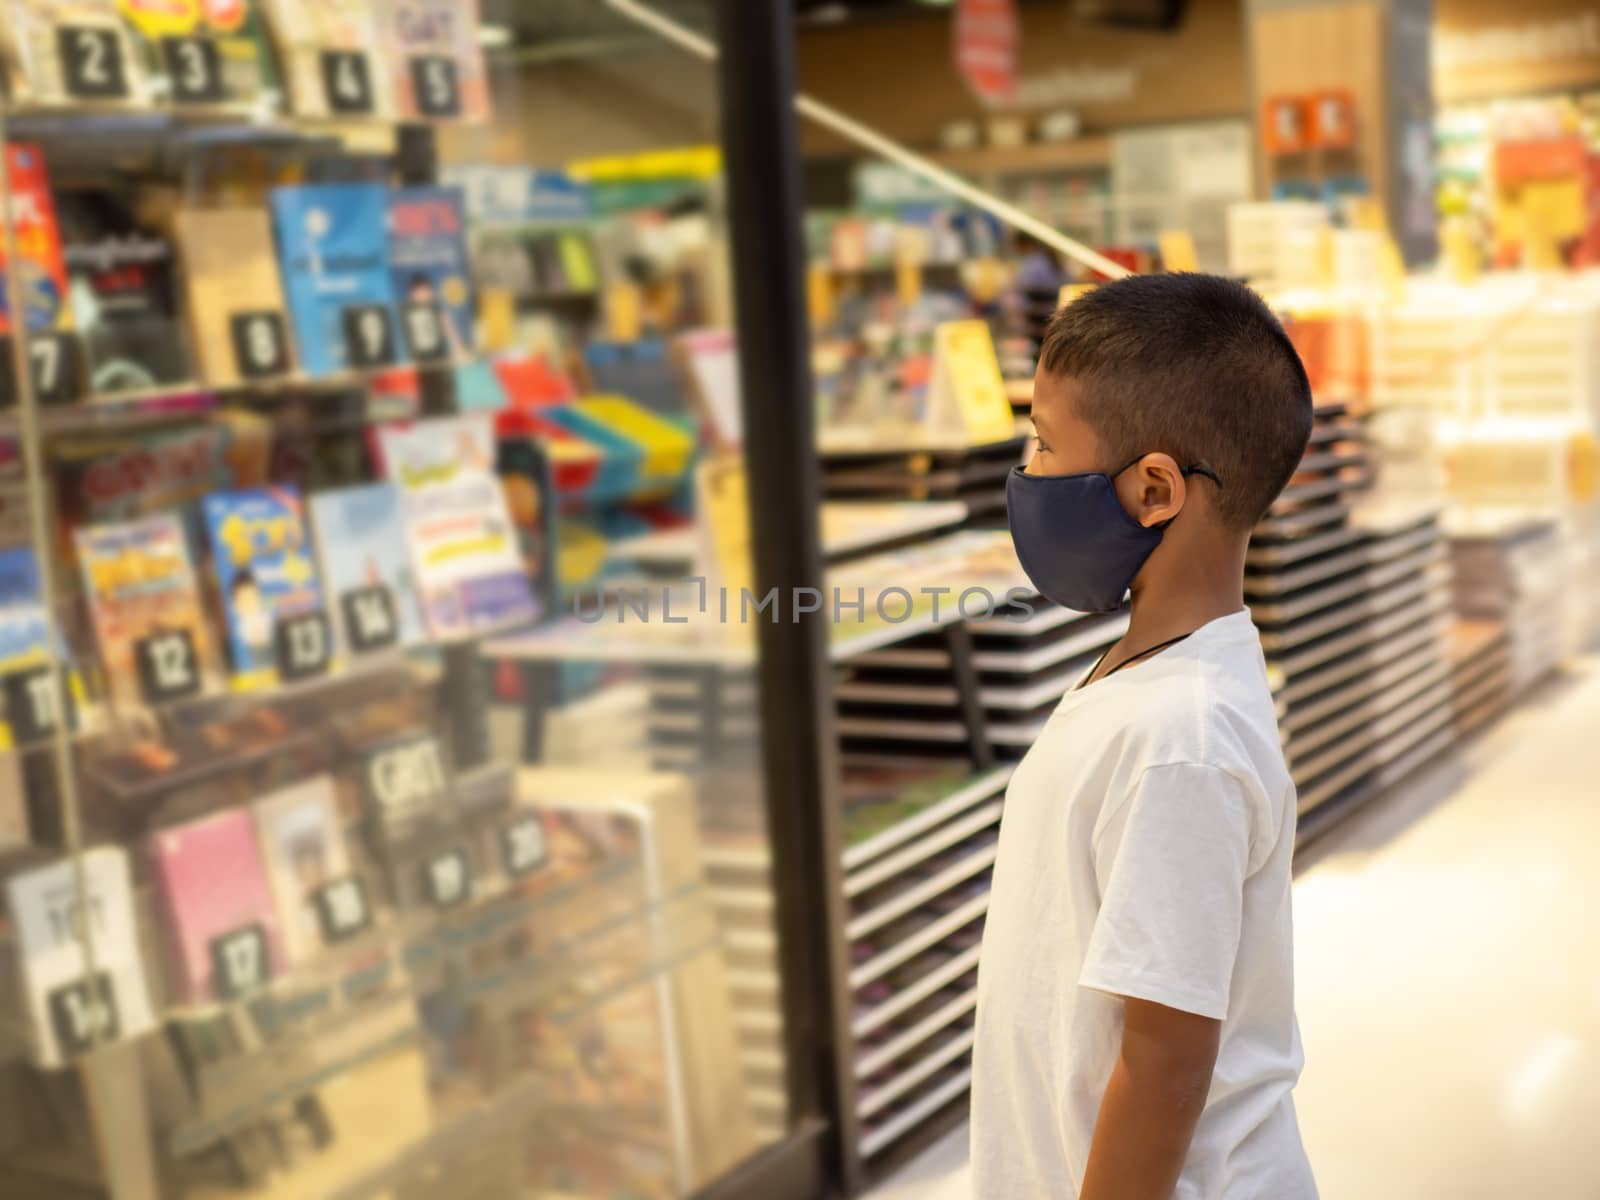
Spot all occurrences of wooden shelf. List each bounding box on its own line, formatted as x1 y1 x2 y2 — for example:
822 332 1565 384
927 137 1113 176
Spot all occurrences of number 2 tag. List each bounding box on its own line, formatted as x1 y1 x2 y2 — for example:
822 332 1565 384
229 311 288 380
341 305 396 370
135 628 201 704
162 36 223 104
273 611 330 682
57 26 129 101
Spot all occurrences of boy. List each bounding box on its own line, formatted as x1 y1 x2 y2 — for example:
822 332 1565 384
972 273 1317 1199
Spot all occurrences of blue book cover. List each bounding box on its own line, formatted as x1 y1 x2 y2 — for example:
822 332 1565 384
269 184 402 377
388 186 475 357
201 487 325 688
0 547 51 674
309 482 426 654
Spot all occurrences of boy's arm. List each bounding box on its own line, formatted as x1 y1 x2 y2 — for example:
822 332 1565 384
1079 997 1221 1200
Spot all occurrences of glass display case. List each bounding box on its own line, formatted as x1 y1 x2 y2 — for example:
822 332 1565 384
0 2 809 1196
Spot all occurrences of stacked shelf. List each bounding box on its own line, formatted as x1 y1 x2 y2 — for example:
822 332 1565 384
834 600 1128 766
1447 620 1515 736
1247 409 1458 831
818 437 1027 526
840 765 1011 1171
701 833 788 1149
1446 511 1567 694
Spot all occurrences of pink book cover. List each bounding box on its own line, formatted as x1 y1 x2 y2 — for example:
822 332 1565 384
151 807 287 1004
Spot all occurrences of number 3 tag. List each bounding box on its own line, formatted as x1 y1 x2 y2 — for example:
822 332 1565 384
136 628 201 704
274 610 330 682
162 36 223 104
341 305 396 370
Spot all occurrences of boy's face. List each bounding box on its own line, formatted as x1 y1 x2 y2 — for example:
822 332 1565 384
1026 372 1106 478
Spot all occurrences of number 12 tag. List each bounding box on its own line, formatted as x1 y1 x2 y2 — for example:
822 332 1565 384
135 628 201 704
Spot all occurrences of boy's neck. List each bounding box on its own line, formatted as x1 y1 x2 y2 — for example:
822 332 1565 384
1123 534 1247 656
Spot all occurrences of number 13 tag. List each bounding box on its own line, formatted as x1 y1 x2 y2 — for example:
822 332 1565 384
274 611 331 682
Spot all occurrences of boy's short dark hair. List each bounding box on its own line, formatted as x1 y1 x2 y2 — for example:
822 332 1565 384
1038 273 1313 530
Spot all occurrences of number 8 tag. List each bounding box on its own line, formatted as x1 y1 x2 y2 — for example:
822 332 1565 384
229 311 289 380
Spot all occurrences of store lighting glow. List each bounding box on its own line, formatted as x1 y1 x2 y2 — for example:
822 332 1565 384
478 23 513 48
1505 1033 1581 1120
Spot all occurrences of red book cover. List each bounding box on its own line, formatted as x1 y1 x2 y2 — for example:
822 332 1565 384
151 807 287 1004
0 143 69 336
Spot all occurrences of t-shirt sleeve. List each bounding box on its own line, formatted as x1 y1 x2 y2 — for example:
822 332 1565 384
1077 762 1253 1020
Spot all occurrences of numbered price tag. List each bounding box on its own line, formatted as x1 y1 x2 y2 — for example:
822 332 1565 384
410 55 461 119
47 973 119 1056
134 628 201 704
401 301 448 363
341 304 396 370
162 36 223 104
500 814 549 878
320 49 374 115
229 311 289 380
341 585 398 653
3 667 74 746
57 26 130 101
312 876 371 944
364 734 449 825
0 332 86 409
273 610 331 682
209 923 270 1001
422 848 472 910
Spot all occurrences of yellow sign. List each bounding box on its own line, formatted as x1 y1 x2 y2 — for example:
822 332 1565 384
1157 230 1199 273
478 287 516 352
807 262 836 327
696 455 753 600
604 282 643 342
895 258 923 308
935 320 1017 446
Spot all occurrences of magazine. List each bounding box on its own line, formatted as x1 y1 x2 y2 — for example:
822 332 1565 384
251 775 349 964
201 485 326 688
388 185 475 358
0 143 69 336
376 415 537 639
270 183 401 377
150 807 287 1004
74 512 220 710
309 481 426 655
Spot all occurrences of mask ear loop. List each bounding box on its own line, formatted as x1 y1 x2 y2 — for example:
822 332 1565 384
1112 457 1226 531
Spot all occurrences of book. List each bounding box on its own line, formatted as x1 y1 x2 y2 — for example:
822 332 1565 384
0 0 149 107
270 183 402 377
0 546 53 676
0 143 69 336
173 206 295 386
6 846 157 1066
251 775 349 964
309 481 426 655
384 0 490 123
201 486 326 689
116 0 279 110
150 807 287 1004
58 188 191 393
388 185 475 358
258 0 391 119
74 512 221 711
376 415 538 638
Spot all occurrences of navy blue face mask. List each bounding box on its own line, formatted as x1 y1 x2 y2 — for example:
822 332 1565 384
1005 457 1224 614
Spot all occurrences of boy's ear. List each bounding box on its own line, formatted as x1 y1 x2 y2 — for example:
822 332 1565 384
1117 453 1187 528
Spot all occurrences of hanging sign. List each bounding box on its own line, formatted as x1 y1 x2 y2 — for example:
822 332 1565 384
954 0 1018 108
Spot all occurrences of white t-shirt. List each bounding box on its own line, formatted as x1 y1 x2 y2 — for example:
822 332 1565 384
971 609 1315 1199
